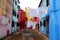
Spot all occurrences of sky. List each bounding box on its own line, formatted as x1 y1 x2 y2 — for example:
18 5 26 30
19 0 40 11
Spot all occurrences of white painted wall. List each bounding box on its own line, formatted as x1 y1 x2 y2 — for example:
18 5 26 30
0 15 12 38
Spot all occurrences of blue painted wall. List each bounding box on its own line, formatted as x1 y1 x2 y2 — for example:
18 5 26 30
39 27 46 35
47 0 60 40
13 0 18 22
12 0 18 32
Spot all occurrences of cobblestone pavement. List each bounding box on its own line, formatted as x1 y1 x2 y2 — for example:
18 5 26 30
1 30 48 40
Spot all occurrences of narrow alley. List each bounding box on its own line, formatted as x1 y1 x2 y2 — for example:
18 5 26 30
0 0 60 40
1 30 48 40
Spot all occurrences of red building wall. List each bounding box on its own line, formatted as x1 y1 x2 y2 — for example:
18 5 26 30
18 10 27 30
18 10 27 23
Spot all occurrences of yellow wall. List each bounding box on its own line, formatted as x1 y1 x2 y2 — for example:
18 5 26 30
0 0 13 19
0 0 6 15
25 8 32 22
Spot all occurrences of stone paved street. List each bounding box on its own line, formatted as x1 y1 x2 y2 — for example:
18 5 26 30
1 30 48 40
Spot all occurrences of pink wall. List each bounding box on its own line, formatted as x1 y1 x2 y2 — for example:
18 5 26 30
0 15 12 38
32 17 40 23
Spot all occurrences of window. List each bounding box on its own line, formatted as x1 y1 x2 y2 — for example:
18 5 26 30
17 5 20 10
13 10 16 16
15 1 17 5
9 20 10 23
43 20 46 27
40 21 42 26
12 21 14 27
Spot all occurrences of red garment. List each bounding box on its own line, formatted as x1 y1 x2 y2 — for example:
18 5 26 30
20 21 26 30
20 21 25 27
25 17 28 22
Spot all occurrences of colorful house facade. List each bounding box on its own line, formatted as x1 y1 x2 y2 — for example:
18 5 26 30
0 0 13 38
